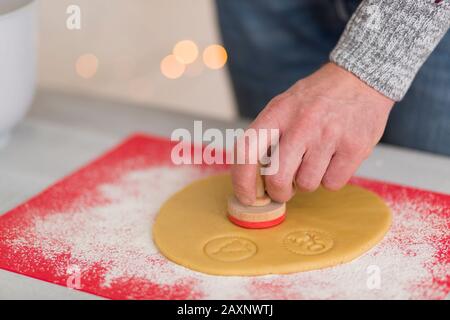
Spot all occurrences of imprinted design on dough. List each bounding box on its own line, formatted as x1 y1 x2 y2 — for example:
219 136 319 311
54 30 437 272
283 230 334 256
204 236 257 262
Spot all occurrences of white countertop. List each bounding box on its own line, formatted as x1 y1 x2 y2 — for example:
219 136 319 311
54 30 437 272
0 89 449 299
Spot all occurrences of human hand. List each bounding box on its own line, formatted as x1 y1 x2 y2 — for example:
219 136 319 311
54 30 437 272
232 62 394 205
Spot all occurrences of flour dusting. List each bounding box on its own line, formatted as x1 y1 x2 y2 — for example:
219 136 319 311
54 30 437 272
4 166 449 299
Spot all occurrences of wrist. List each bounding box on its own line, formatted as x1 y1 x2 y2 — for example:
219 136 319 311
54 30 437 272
323 62 395 109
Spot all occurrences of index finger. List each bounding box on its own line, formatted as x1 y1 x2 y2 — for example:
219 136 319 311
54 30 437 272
231 99 288 205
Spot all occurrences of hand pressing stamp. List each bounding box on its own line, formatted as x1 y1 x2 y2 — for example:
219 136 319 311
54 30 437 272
227 170 286 229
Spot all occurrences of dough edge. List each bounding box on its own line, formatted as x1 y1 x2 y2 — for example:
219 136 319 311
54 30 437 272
153 174 392 276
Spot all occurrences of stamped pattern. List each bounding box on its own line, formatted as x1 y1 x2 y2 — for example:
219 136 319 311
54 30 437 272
204 236 257 262
283 230 334 256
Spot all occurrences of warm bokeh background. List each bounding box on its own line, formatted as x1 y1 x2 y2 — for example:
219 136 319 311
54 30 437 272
38 0 237 120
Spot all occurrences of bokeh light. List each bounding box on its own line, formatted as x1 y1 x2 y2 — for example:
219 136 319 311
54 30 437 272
76 54 99 79
160 54 186 79
203 45 228 70
173 40 199 65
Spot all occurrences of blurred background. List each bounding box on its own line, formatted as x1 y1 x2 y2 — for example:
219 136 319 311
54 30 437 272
38 0 237 120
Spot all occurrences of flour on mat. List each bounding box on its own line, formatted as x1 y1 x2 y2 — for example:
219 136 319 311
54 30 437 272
7 167 449 299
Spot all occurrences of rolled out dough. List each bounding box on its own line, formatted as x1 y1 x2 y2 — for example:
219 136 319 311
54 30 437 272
153 174 391 276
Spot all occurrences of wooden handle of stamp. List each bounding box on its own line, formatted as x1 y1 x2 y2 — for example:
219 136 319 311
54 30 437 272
256 169 266 199
252 168 271 206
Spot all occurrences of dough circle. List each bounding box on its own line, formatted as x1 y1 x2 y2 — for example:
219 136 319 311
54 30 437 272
153 174 391 276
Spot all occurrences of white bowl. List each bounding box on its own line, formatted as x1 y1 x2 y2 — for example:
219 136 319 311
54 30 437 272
0 0 38 148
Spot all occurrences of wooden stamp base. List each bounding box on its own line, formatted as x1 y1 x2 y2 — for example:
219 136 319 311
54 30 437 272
227 196 286 229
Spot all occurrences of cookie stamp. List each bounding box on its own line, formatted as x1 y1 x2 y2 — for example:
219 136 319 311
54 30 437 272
227 170 286 229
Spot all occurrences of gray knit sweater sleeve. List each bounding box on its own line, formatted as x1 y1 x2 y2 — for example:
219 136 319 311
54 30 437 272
330 0 450 101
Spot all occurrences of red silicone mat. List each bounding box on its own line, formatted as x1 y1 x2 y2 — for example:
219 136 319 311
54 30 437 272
0 134 448 299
